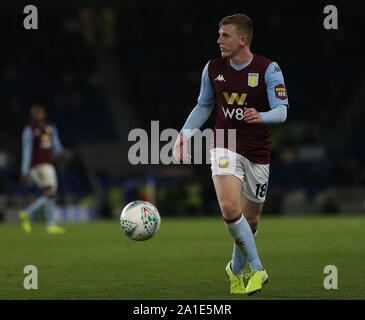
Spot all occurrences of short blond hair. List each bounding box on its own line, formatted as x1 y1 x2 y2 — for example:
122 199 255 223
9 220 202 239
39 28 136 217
219 13 253 46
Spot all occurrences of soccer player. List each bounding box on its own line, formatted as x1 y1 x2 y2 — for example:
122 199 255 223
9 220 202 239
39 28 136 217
173 14 289 295
19 104 68 234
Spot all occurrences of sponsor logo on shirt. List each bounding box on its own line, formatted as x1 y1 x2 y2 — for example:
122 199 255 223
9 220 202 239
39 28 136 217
222 92 247 105
274 83 287 100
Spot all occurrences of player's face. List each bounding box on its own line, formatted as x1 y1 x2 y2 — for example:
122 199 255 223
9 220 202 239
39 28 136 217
31 106 46 123
217 24 245 58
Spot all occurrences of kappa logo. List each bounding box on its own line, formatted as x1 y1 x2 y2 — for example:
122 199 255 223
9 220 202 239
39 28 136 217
215 74 226 82
235 239 245 247
274 66 281 73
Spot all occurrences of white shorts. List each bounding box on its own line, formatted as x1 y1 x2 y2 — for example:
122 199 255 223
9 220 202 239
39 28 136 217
29 163 58 193
210 148 269 203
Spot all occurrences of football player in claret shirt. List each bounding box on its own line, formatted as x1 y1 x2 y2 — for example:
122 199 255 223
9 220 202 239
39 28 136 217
174 14 289 295
19 104 69 234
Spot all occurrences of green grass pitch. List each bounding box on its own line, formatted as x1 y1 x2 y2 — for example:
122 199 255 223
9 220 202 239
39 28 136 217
0 215 364 300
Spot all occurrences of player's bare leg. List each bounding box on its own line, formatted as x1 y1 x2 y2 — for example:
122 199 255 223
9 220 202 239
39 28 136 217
241 194 263 234
213 174 242 222
213 174 265 294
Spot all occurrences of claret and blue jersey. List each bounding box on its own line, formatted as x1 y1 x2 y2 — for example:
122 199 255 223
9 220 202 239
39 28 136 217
182 54 289 164
21 123 64 176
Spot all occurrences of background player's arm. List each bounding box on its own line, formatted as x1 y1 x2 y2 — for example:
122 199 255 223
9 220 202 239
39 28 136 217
174 61 216 161
52 125 64 155
20 127 33 183
52 125 70 160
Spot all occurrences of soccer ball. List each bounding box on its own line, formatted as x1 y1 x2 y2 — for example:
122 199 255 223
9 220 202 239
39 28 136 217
120 200 161 241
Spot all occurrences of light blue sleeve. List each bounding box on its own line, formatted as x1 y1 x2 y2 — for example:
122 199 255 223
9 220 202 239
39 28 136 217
21 127 33 175
260 104 287 124
52 125 64 155
265 62 289 108
181 61 216 139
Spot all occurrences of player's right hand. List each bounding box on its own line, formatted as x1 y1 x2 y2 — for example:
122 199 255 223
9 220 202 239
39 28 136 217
173 133 191 162
20 175 30 185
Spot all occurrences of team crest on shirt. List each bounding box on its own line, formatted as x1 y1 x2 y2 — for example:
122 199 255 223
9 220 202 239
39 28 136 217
46 125 53 134
248 73 259 87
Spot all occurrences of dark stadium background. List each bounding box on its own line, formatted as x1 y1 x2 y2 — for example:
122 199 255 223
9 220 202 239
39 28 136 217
0 0 364 223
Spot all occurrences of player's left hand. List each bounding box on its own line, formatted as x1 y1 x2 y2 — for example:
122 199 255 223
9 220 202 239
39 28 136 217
20 175 30 185
58 151 72 161
243 107 262 124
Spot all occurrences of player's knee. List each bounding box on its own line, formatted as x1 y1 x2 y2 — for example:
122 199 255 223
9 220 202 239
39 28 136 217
43 186 56 198
220 201 241 219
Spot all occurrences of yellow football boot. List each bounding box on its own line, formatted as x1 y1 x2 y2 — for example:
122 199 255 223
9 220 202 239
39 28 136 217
245 269 269 295
243 266 269 287
225 262 246 294
19 210 31 234
46 225 66 234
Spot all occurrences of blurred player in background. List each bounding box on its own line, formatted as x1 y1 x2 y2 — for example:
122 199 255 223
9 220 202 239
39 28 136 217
174 14 289 295
19 104 69 234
